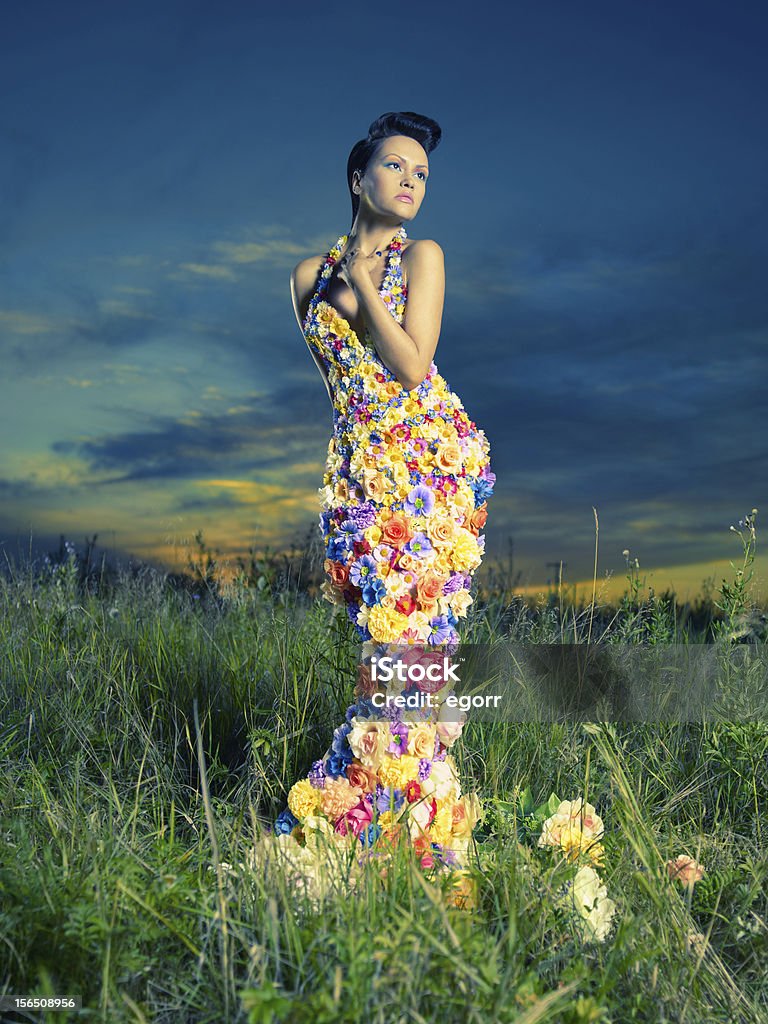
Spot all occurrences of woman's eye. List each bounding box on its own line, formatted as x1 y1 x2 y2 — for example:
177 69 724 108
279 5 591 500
387 162 427 182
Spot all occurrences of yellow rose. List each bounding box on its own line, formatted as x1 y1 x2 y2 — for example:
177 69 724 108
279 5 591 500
447 589 473 616
427 514 457 547
435 443 463 474
406 723 437 758
348 717 389 770
363 469 387 502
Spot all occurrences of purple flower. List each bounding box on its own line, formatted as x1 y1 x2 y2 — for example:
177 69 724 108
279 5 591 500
443 572 464 595
387 721 409 757
309 759 327 788
376 786 405 813
428 615 453 645
418 758 432 780
349 502 377 530
404 532 433 558
404 484 435 517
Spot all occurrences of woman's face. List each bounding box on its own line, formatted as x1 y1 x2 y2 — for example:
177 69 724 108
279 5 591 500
354 134 430 221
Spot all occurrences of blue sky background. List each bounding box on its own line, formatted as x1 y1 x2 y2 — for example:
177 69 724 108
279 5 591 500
1 0 766 601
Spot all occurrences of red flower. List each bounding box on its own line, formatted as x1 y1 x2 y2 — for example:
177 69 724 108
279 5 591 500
405 780 422 802
395 594 417 616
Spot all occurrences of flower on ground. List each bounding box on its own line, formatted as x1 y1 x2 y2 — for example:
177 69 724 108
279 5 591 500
667 855 705 885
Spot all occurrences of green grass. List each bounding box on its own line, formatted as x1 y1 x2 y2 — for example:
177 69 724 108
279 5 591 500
0 515 766 1023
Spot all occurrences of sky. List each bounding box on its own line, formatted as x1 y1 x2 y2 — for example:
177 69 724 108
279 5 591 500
1 0 767 603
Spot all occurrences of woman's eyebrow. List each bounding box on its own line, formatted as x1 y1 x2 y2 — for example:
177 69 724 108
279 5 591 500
382 152 429 171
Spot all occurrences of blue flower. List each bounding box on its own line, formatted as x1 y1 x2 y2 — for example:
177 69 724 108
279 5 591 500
359 823 382 848
326 751 352 777
470 477 494 506
274 808 299 835
361 576 386 606
332 723 353 757
350 554 378 587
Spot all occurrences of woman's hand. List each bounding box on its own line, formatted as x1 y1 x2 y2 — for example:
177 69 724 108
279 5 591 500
337 243 379 292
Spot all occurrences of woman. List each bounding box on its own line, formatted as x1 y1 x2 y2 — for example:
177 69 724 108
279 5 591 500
272 112 495 892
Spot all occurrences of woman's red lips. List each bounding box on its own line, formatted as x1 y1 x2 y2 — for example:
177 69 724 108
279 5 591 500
396 194 414 203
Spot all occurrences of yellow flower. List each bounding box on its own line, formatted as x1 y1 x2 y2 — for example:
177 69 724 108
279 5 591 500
450 531 481 572
287 779 320 820
406 723 437 758
364 524 382 547
430 805 454 845
379 754 421 789
367 605 411 643
445 871 478 911
331 315 350 337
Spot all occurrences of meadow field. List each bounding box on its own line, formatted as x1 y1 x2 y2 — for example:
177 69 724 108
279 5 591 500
1 515 766 1023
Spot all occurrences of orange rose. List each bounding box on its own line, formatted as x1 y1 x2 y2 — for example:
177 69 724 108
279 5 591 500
325 560 349 587
354 662 377 698
346 761 377 794
417 598 439 618
468 502 488 537
416 569 446 603
381 514 412 548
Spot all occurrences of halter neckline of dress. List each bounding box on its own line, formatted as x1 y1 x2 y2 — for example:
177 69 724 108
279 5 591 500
303 224 408 336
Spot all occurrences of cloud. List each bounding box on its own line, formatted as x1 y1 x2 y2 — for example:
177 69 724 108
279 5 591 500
49 381 329 484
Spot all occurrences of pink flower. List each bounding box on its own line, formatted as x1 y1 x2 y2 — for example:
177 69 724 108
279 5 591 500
667 855 705 885
335 798 373 838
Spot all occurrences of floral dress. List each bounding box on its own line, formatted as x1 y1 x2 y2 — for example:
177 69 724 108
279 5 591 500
269 225 496 900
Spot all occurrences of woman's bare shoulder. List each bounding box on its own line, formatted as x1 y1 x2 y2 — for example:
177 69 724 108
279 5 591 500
291 253 327 287
402 238 445 261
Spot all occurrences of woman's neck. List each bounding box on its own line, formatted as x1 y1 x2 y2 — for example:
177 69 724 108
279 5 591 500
346 216 404 255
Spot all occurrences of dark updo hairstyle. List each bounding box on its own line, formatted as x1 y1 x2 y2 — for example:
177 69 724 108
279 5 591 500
346 111 442 228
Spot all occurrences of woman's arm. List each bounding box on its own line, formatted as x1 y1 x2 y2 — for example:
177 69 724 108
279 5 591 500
348 239 445 391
